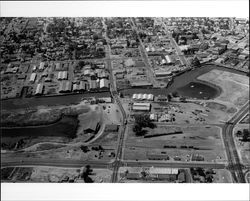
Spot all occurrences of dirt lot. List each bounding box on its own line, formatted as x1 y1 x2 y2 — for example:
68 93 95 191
213 169 233 183
1 166 112 183
198 69 249 108
102 103 122 125
124 125 226 162
234 124 250 165
151 102 233 124
1 102 90 127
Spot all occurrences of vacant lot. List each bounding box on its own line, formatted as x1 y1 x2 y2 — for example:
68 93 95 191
213 169 232 183
198 69 249 108
234 124 250 165
30 167 112 183
124 125 226 162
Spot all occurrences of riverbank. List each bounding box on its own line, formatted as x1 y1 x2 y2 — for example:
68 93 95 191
1 91 111 110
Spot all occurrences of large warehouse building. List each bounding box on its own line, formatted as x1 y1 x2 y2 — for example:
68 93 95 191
132 102 151 111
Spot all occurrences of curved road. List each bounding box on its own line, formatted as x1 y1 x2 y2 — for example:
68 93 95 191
222 101 249 183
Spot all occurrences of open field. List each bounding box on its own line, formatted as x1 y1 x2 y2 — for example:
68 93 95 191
213 169 233 183
198 69 249 108
234 124 250 165
1 166 112 183
123 125 226 162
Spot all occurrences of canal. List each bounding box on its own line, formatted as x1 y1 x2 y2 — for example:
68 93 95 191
120 64 247 98
1 64 247 110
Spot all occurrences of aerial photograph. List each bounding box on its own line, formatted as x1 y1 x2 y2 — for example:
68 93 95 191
0 17 249 183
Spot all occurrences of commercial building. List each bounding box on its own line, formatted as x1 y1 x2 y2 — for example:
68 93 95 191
29 73 37 83
148 167 179 180
147 151 170 160
132 102 151 111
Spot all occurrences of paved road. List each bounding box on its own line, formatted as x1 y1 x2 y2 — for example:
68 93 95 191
161 18 190 67
222 101 249 183
102 18 128 183
130 18 157 87
1 158 226 170
122 160 226 169
1 158 110 169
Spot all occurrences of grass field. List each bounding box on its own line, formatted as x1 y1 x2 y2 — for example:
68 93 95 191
198 69 249 108
123 125 226 162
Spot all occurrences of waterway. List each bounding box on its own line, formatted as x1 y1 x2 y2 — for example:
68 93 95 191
1 64 247 110
1 116 79 150
2 116 78 138
2 91 111 110
177 81 220 100
120 64 247 98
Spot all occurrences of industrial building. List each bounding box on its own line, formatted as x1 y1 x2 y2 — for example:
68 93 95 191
72 81 87 92
148 167 178 180
155 70 172 77
165 55 172 64
35 83 44 95
89 80 97 90
57 71 68 80
59 81 72 93
132 93 154 101
130 81 153 87
29 73 37 83
100 78 110 89
147 151 170 160
132 102 151 111
39 62 45 71
120 167 179 181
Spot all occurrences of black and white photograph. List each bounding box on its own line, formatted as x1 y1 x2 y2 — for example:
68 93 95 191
1 1 249 201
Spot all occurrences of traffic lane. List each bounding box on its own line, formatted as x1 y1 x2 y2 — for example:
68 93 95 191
1 158 111 169
122 160 226 169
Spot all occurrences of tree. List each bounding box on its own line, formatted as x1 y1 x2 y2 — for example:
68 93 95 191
191 56 201 67
133 124 142 134
133 114 156 136
242 129 250 142
80 145 89 153
236 130 242 137
172 91 179 97
167 94 172 102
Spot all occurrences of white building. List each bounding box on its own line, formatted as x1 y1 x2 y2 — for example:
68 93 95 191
132 102 151 111
100 78 109 89
39 62 45 71
57 71 68 80
35 83 44 95
29 73 37 83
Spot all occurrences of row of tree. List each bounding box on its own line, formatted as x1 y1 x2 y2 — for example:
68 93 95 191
236 129 250 142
